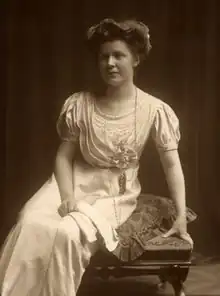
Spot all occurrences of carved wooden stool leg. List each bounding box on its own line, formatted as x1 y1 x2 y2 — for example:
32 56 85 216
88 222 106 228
157 274 167 291
169 266 189 296
171 280 185 296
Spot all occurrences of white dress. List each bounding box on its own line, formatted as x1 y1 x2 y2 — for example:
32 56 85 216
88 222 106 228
0 88 180 296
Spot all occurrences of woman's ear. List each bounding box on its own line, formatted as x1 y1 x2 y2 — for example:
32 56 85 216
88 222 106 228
133 55 140 68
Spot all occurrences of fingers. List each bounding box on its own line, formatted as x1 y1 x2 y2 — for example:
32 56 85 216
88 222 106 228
162 228 194 247
66 201 72 213
67 200 76 213
58 200 76 217
162 228 176 238
180 232 194 247
58 204 65 217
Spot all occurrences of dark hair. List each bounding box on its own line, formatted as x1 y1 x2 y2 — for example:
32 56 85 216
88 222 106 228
86 18 152 61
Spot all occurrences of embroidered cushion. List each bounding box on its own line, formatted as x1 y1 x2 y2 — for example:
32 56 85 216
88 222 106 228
111 194 197 262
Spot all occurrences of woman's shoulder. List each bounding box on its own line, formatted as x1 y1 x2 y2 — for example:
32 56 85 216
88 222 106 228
62 90 94 108
138 88 175 112
69 90 96 101
65 91 86 102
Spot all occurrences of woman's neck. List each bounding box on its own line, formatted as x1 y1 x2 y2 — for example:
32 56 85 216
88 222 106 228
95 81 137 117
105 82 136 101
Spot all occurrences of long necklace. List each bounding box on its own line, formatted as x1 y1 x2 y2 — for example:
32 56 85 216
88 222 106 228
103 88 138 226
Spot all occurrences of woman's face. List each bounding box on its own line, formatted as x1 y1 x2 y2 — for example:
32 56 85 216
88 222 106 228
98 40 139 87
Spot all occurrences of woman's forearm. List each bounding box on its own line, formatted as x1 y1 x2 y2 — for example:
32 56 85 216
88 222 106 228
159 150 186 217
164 164 186 217
54 142 77 202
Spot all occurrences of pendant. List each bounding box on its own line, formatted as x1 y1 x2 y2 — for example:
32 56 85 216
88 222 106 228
118 170 126 195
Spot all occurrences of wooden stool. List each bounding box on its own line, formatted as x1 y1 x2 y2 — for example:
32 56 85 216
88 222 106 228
85 235 192 296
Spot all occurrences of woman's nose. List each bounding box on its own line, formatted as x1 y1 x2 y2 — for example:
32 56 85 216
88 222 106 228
107 55 115 67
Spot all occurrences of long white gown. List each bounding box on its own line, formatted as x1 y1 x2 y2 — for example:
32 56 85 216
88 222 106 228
0 88 180 296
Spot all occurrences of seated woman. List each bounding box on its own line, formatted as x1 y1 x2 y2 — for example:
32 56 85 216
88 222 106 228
0 18 193 296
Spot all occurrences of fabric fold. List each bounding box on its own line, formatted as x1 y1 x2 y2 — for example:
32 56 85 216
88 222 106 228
69 200 119 252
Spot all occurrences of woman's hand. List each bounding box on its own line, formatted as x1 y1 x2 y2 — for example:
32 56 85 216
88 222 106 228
158 150 193 247
58 199 77 217
162 215 194 246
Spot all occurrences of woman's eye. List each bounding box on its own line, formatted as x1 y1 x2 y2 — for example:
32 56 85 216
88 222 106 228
99 52 125 62
114 52 124 59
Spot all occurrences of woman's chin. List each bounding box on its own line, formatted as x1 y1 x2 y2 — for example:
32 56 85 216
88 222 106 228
104 78 124 87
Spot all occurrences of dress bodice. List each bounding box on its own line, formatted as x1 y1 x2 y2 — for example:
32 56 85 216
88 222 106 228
56 89 181 227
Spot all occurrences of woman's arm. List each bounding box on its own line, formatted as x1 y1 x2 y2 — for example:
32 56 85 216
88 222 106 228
54 141 78 216
159 149 186 217
158 149 193 245
54 141 77 201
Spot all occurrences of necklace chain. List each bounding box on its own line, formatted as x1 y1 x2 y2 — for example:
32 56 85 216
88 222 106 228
102 88 138 227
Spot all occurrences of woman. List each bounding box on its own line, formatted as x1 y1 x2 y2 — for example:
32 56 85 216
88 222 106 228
0 18 193 296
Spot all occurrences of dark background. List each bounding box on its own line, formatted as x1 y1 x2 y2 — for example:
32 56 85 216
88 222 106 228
2 0 220 256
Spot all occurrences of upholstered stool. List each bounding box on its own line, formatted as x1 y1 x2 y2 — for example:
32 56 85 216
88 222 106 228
84 194 196 296
86 235 192 296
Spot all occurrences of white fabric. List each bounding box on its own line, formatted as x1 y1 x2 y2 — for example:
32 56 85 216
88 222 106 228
0 177 100 296
73 200 119 251
0 89 180 296
56 89 180 228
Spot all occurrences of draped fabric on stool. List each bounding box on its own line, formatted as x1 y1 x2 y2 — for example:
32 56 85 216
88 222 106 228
85 194 197 296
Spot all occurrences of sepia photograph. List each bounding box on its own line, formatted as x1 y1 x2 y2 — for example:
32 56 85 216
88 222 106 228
1 1 220 295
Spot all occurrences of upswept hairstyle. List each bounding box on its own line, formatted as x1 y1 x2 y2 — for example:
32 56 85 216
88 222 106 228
86 18 152 61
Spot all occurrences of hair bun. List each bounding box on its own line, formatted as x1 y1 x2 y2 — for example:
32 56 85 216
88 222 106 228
86 18 152 61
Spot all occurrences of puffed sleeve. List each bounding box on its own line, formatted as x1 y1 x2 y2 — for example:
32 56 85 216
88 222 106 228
56 93 80 142
151 102 181 151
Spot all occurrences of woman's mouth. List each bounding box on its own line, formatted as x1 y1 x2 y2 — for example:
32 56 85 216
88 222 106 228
107 71 119 76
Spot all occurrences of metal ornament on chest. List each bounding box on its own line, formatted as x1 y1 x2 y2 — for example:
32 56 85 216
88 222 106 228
104 88 138 196
110 141 138 194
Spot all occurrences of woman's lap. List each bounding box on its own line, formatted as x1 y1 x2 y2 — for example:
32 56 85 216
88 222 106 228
0 180 99 295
